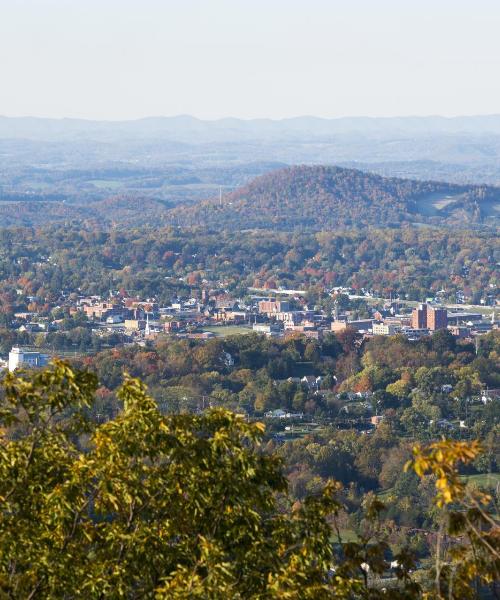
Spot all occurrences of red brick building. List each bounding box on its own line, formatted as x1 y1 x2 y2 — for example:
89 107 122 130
411 304 427 329
258 299 290 315
428 306 448 331
411 304 448 331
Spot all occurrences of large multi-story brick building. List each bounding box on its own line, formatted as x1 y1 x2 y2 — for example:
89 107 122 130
331 319 373 333
411 304 448 331
428 306 448 331
83 301 124 321
258 299 290 315
411 304 427 329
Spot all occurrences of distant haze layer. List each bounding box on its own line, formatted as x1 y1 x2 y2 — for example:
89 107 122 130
3 114 500 142
2 114 500 212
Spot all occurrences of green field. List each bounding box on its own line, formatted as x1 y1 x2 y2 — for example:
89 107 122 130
461 473 500 489
329 529 359 544
202 325 253 338
377 473 500 504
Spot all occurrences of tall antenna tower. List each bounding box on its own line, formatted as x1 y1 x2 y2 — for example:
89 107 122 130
219 186 222 207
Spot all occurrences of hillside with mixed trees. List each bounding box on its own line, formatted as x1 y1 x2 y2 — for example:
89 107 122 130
169 166 500 230
0 195 499 597
0 165 499 228
0 226 497 318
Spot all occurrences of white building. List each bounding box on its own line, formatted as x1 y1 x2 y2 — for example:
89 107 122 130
252 323 283 336
372 322 400 336
8 347 49 372
265 409 304 419
106 314 124 324
275 311 301 326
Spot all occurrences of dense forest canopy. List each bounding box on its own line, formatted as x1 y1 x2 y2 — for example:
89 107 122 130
0 225 497 311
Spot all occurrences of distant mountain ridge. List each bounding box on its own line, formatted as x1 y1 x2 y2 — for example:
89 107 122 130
3 114 500 142
168 165 500 231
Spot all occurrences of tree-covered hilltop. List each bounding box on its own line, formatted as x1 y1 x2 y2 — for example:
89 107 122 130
0 361 498 598
169 166 500 230
1 165 499 228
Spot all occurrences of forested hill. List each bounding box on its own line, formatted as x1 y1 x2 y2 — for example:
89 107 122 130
0 165 498 229
168 165 500 230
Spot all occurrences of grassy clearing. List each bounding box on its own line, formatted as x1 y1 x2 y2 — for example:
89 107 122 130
202 325 253 338
461 473 500 489
376 473 500 504
331 529 359 544
377 488 395 502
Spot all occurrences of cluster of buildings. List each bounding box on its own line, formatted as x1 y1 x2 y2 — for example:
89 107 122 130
2 285 498 373
251 299 328 339
61 292 500 344
251 298 497 343
330 302 496 341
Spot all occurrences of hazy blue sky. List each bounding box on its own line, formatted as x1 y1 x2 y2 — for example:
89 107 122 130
1 0 499 120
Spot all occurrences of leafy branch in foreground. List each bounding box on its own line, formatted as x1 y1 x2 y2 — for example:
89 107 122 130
0 361 497 598
407 441 499 598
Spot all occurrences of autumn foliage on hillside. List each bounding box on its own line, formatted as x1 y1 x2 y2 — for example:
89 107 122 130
169 166 500 230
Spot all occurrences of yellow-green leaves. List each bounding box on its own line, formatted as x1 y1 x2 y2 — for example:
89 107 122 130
406 440 482 507
0 362 343 598
1 362 496 599
407 439 499 597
